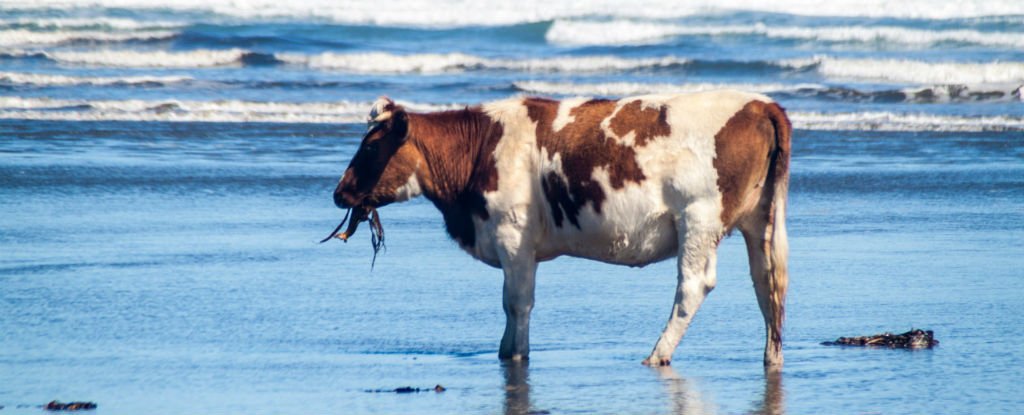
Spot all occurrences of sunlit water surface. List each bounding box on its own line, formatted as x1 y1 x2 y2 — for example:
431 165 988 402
2 1 1023 413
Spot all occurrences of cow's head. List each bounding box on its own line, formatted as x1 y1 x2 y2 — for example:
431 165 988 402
333 96 421 210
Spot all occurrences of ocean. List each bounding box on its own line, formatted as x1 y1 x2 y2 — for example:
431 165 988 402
1 1 1022 413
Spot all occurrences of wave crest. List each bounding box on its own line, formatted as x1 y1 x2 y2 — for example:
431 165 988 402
514 81 1023 102
546 20 1024 47
276 52 689 73
6 49 1022 86
0 17 185 30
0 29 177 47
790 111 1024 132
792 57 1024 84
45 49 251 68
0 97 459 123
514 81 817 96
1 97 1020 131
0 72 193 87
7 0 1024 24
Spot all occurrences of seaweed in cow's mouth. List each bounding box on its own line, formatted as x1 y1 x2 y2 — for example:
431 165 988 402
321 206 386 268
320 208 352 243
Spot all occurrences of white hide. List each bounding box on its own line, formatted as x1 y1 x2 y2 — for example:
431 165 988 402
472 90 772 267
391 168 422 202
468 98 540 265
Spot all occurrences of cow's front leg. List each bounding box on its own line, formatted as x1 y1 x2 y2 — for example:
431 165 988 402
497 239 538 361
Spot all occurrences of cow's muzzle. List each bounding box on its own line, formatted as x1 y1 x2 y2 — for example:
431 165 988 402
335 189 370 210
333 187 351 209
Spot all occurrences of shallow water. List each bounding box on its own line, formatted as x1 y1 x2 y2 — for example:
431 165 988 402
2 1 1024 414
2 121 1022 414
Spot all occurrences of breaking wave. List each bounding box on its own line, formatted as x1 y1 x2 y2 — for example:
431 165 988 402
0 17 185 30
0 29 178 47
513 81 1023 102
546 20 1024 47
0 72 194 87
789 111 1024 132
6 0 1024 25
514 81 821 96
14 49 1020 87
1 97 1020 131
275 52 690 73
0 97 458 123
1 49 688 72
791 57 1024 85
34 49 268 68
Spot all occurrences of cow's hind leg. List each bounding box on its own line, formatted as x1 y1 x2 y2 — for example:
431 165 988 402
739 204 788 368
644 208 720 366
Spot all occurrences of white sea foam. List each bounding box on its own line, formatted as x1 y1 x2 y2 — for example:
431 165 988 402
285 52 1024 86
0 29 178 47
515 81 1023 102
546 20 1024 48
9 48 689 71
275 52 488 73
1 97 1019 131
789 111 1024 132
760 26 1024 48
0 72 193 86
899 84 1023 102
0 97 458 123
276 52 689 73
791 57 1024 84
546 21 693 46
0 17 185 30
7 0 1024 24
513 80 828 96
44 49 249 68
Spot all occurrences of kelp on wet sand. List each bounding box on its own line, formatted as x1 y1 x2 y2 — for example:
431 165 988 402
823 329 938 349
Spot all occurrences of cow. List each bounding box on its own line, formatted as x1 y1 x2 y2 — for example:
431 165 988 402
331 91 791 368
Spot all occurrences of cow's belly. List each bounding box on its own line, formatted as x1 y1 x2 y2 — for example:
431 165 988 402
537 193 680 266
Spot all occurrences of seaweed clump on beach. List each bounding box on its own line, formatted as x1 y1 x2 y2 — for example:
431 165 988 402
44 401 97 411
822 328 938 349
366 385 446 394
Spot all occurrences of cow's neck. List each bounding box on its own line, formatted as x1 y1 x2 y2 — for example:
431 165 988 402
406 109 503 248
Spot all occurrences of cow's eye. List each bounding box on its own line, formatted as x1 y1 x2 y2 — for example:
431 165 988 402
363 142 378 155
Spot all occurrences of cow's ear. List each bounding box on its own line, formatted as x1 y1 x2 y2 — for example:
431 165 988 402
389 106 409 142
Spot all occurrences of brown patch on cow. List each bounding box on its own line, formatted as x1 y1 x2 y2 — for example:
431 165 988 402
713 100 778 228
609 100 671 146
365 140 424 203
527 97 664 229
405 108 504 248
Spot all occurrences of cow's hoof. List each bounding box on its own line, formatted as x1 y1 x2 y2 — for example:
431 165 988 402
642 356 671 366
499 353 528 362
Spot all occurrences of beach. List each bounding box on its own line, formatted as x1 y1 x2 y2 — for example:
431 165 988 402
1 1 1023 413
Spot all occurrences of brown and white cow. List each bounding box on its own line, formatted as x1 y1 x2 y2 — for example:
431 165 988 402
332 91 791 368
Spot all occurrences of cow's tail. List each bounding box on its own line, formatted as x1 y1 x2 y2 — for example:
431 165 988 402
764 102 790 365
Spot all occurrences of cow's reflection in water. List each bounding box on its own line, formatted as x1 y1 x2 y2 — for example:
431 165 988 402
501 361 533 415
654 366 713 415
654 366 785 415
751 370 785 415
500 362 784 415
